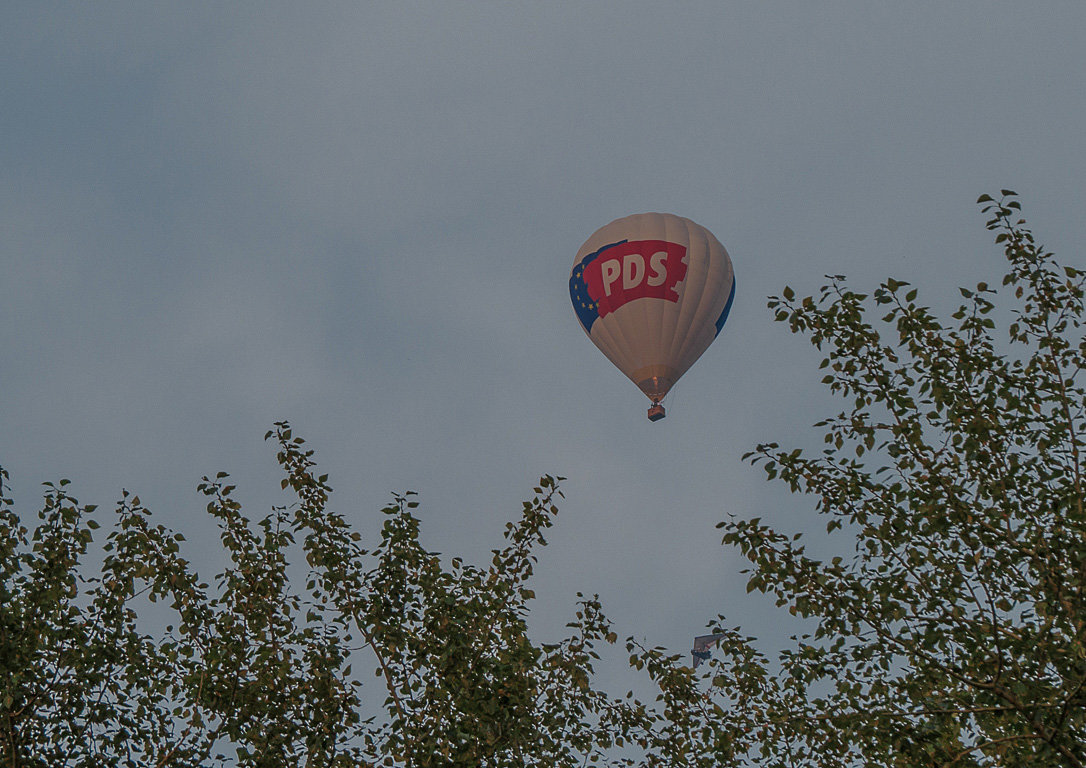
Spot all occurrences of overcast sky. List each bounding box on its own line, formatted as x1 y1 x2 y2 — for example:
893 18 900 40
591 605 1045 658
3 3 1085 693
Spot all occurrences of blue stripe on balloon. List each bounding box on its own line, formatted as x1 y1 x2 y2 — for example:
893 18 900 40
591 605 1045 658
714 275 736 337
569 240 627 333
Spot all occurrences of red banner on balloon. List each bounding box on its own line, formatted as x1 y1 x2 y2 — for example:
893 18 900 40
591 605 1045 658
583 240 688 318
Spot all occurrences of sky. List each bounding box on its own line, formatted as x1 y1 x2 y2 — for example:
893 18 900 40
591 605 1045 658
3 3 1086 696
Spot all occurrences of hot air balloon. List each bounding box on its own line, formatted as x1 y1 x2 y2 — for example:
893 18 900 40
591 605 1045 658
569 213 735 421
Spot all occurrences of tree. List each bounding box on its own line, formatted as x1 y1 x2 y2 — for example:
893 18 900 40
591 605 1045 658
3 192 1083 767
697 191 1086 766
0 430 669 767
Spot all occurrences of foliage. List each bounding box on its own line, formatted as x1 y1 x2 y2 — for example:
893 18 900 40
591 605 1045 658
703 192 1086 766
0 429 687 766
0 441 629 764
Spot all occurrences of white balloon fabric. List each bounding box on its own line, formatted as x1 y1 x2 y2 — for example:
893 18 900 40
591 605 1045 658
570 213 735 419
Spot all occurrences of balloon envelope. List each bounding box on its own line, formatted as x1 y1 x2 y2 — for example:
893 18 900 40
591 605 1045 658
570 213 734 411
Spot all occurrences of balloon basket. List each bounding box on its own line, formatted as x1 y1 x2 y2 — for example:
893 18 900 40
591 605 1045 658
647 403 666 422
